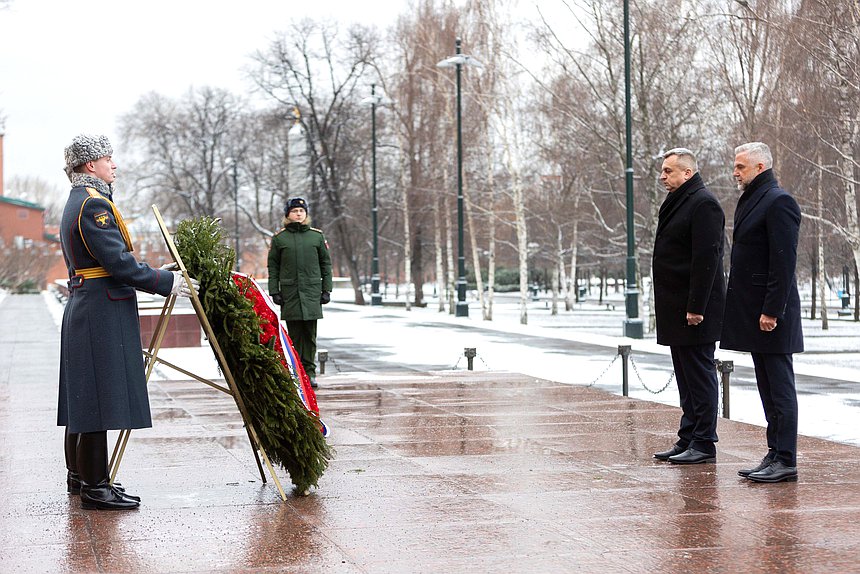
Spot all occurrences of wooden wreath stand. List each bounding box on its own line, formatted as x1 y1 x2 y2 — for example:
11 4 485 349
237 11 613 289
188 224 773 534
108 205 287 501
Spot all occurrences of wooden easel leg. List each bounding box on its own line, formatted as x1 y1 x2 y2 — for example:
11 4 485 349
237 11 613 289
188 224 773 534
257 443 287 500
111 293 177 482
109 429 131 484
243 425 268 484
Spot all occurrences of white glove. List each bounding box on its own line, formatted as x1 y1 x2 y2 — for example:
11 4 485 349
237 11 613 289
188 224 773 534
160 262 179 271
171 271 200 298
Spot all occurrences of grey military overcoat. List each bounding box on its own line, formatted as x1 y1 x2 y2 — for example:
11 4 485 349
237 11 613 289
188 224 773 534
58 185 174 433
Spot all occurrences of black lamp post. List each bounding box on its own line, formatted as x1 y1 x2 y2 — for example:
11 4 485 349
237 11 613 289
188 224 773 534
438 38 482 318
361 84 392 306
622 0 642 338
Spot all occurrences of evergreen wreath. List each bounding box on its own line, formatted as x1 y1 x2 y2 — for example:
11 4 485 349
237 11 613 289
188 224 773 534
174 217 332 494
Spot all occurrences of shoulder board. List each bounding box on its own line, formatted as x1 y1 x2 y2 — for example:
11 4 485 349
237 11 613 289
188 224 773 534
273 228 287 237
310 227 323 233
85 187 105 199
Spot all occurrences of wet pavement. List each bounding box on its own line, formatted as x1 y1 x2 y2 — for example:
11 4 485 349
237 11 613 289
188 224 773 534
2 293 860 573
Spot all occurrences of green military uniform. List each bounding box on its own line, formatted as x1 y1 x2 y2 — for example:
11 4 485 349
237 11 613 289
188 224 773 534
267 221 333 379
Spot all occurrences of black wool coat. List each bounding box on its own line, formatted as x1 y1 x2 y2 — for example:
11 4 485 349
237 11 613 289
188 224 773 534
653 173 726 346
720 170 804 354
58 185 174 433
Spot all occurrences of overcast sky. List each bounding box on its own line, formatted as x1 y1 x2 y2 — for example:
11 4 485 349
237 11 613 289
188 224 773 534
0 0 410 197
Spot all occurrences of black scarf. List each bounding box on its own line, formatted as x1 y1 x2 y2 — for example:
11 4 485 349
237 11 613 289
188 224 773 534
659 172 702 219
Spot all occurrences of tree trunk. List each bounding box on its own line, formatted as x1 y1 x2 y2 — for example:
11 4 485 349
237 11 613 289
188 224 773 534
465 182 486 317
399 142 412 311
433 193 445 312
817 152 828 328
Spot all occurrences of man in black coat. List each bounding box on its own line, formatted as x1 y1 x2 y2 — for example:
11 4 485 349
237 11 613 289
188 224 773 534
721 142 803 483
59 134 197 509
652 148 726 465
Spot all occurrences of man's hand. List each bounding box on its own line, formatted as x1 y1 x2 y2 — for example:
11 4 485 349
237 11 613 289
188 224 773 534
160 262 179 271
270 292 283 306
686 312 704 326
320 291 331 305
171 271 199 298
759 314 777 332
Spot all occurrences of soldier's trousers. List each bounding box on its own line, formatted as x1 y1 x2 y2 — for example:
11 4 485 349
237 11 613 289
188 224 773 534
286 319 318 379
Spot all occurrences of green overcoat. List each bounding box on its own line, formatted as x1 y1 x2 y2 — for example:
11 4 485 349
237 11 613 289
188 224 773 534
267 222 333 321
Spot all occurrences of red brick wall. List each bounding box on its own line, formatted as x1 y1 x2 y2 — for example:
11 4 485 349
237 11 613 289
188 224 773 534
138 309 203 348
0 133 4 197
0 202 45 245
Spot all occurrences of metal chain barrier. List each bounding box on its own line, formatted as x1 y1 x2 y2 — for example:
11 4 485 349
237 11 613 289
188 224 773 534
452 348 489 370
628 355 675 395
584 353 621 388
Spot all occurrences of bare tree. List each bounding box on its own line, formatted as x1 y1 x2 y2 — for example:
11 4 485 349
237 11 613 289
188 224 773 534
120 87 251 223
251 20 377 304
531 0 721 330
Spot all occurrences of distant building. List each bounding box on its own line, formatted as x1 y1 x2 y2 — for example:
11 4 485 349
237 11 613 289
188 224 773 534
0 132 65 290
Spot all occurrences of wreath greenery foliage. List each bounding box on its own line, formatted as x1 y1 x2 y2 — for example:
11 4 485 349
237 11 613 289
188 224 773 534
174 217 332 493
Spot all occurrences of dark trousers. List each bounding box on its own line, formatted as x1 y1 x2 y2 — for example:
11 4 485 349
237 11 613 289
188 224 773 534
286 319 318 379
670 344 719 455
751 352 798 466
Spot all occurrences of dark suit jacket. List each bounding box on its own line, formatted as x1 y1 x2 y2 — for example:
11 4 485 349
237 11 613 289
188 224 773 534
720 170 804 354
653 173 726 346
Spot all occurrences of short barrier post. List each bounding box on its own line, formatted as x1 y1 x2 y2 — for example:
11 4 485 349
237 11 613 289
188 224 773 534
618 345 631 397
318 350 329 375
717 359 733 419
464 348 477 371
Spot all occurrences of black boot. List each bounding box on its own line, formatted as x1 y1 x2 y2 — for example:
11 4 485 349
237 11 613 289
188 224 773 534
65 429 80 494
80 480 140 510
77 432 139 510
67 470 81 495
68 471 133 497
66 430 134 498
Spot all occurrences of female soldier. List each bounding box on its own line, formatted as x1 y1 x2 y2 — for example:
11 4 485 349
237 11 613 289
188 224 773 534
267 198 332 388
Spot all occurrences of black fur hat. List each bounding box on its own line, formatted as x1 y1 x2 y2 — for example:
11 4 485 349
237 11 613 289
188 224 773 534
284 197 308 215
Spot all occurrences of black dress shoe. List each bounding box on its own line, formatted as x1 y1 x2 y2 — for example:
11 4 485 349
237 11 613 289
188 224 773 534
746 461 797 483
668 448 716 465
80 481 140 510
653 444 686 461
738 453 776 477
113 485 141 503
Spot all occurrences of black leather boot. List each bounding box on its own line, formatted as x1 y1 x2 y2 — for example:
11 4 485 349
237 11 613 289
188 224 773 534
66 430 134 498
68 470 134 498
77 432 139 510
80 480 140 510
67 470 81 495
65 429 80 494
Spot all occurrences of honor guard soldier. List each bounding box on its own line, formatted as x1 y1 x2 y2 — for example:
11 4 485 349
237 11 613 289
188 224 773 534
267 197 333 388
58 134 198 510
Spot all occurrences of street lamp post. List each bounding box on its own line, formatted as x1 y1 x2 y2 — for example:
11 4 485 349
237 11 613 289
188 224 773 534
438 38 482 318
622 0 642 338
370 85 382 305
361 85 393 306
232 159 241 272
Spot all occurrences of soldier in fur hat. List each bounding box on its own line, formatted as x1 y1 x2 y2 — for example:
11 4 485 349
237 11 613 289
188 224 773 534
58 134 198 510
